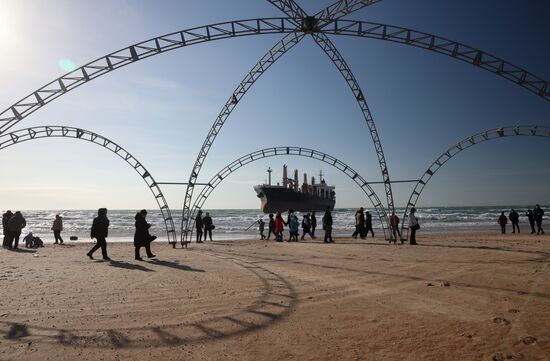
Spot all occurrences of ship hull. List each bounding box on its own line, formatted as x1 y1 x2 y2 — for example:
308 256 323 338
254 185 335 213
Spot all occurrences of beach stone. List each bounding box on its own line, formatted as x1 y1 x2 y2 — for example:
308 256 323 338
426 282 434 286
491 353 505 361
520 336 537 345
508 309 520 314
441 280 450 287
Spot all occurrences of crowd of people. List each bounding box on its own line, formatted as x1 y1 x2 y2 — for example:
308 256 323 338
254 208 334 243
2 208 158 261
498 205 545 235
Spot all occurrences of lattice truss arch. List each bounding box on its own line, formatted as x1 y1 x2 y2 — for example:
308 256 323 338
0 1 547 240
187 146 389 244
0 126 177 245
401 125 550 234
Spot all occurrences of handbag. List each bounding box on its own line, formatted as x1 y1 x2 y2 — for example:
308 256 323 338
411 223 420 231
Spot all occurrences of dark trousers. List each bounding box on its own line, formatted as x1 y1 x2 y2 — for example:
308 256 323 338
365 225 374 237
204 229 212 241
529 220 536 233
267 228 274 239
511 222 520 233
324 226 333 242
196 229 203 242
135 243 153 258
88 237 108 258
2 229 11 247
12 231 21 248
409 227 417 244
311 226 316 238
301 228 313 240
259 229 265 239
352 225 360 238
53 230 64 243
500 225 506 234
536 220 544 234
391 225 401 239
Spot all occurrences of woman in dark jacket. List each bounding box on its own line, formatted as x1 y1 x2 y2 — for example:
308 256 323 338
134 209 156 260
87 208 110 260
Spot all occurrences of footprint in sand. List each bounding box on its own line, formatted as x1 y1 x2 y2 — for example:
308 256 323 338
520 336 537 345
493 317 510 325
508 309 520 314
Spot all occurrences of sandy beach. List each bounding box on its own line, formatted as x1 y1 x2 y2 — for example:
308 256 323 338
1 232 549 361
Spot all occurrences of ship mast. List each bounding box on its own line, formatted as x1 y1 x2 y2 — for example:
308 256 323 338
267 167 272 185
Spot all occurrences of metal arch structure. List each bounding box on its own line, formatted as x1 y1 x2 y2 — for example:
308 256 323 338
401 125 550 235
187 146 389 244
0 126 178 245
0 18 300 135
181 31 306 240
183 0 397 241
1 16 548 135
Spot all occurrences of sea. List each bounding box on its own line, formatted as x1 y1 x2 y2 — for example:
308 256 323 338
1 206 546 244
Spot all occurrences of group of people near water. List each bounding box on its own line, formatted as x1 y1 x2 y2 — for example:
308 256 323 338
497 205 545 235
2 208 158 261
256 208 335 243
194 210 215 243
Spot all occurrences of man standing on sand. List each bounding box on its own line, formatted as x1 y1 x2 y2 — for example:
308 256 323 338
310 211 317 238
2 210 13 248
322 208 334 243
195 210 204 243
7 211 26 249
534 204 545 235
52 214 64 244
526 209 536 234
87 208 110 260
509 209 520 234
390 211 401 243
267 213 275 240
498 212 508 234
365 211 374 238
408 208 419 245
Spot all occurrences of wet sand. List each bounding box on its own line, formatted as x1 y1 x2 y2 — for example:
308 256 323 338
1 232 549 360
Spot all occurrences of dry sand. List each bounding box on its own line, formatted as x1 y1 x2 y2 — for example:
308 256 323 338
1 232 549 361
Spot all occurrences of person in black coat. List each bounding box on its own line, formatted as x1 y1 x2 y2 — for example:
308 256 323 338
509 209 520 233
267 213 275 240
203 212 214 241
195 210 204 243
322 208 334 243
7 211 26 249
498 212 507 234
534 204 545 235
87 208 110 260
526 209 536 234
134 209 156 260
311 212 317 238
364 211 374 238
2 210 13 248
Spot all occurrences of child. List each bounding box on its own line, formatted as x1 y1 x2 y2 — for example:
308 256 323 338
258 219 266 240
289 215 299 242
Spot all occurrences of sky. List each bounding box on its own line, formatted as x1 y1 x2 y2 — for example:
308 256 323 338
0 0 549 212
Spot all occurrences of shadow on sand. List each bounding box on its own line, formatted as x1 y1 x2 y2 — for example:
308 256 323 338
148 259 205 272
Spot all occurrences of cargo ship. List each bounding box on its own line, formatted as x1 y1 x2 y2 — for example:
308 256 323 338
253 165 336 213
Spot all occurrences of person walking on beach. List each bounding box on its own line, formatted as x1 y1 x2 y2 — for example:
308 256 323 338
352 208 364 239
390 211 401 243
301 213 314 240
408 208 419 245
7 211 26 249
267 213 275 240
311 212 317 238
509 209 520 234
203 212 214 241
2 210 13 248
195 210 204 243
498 212 507 234
275 211 284 242
526 209 536 234
86 208 110 260
285 210 294 241
134 209 156 260
322 208 334 243
258 218 266 240
365 211 374 238
289 215 299 242
534 204 545 235
52 214 64 244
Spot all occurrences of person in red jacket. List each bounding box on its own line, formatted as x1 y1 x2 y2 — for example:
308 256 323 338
389 211 401 243
274 211 284 242
498 212 508 234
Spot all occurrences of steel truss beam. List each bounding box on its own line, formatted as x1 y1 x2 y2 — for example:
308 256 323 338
0 126 177 245
0 18 299 135
314 0 383 27
322 20 550 101
187 146 389 244
181 32 306 242
401 125 550 236
1 18 546 138
312 32 395 237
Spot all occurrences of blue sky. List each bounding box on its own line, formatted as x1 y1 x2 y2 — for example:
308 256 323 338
0 0 548 211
